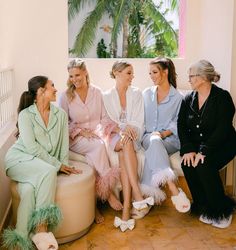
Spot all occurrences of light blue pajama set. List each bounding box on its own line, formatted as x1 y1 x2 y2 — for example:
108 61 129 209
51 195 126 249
3 104 69 250
141 86 183 203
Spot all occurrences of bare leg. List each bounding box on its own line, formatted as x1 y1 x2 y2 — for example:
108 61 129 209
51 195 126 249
35 223 47 233
122 141 143 201
95 206 104 224
167 180 179 196
108 192 123 211
118 150 132 221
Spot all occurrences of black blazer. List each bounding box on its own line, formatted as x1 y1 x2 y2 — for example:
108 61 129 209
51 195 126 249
177 84 236 157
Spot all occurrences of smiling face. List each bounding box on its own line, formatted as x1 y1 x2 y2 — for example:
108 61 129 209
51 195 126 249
39 80 57 102
115 65 134 87
149 64 167 86
68 67 88 89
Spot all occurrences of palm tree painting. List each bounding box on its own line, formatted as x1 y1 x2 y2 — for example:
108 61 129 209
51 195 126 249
68 0 179 58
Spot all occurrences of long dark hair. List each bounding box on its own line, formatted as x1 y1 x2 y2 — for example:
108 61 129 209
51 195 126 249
16 76 48 137
150 57 177 88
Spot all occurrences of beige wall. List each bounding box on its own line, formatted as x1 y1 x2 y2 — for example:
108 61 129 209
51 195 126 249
0 0 69 104
0 126 16 230
230 1 236 194
0 0 236 227
231 1 236 104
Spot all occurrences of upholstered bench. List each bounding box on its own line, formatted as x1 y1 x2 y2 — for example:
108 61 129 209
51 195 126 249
10 160 95 244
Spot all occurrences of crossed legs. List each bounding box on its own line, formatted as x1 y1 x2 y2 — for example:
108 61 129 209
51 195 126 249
115 140 144 221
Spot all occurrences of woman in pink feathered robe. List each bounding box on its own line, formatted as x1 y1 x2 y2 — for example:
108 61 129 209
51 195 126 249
59 59 122 223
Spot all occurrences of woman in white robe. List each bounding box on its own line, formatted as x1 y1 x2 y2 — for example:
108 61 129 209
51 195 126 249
103 60 155 232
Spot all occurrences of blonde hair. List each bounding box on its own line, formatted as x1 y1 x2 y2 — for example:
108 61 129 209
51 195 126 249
66 58 90 101
110 60 132 79
189 59 220 83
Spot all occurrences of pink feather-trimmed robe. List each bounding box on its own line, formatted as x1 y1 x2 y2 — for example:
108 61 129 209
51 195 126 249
59 85 119 200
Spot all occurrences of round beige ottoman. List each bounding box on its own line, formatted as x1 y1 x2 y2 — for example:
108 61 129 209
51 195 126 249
55 160 95 243
10 160 95 244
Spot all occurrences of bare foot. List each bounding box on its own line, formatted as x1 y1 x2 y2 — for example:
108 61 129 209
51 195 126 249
108 193 123 211
95 207 104 224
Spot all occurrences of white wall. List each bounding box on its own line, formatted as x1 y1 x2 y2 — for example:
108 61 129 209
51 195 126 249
81 58 190 92
0 0 236 227
0 126 16 231
230 1 236 195
196 0 234 92
0 0 69 103
231 1 236 104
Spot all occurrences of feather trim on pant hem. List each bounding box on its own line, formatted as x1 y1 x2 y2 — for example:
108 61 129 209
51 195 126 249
140 184 166 204
2 229 33 250
201 196 236 222
151 168 177 187
96 166 120 201
28 204 62 233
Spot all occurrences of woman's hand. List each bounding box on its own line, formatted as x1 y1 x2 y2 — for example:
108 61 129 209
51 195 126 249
192 153 205 167
181 152 196 167
123 125 137 141
80 128 100 140
120 133 131 146
151 131 162 137
60 164 82 175
151 130 172 139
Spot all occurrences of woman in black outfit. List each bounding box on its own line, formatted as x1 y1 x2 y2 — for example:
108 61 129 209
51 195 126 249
178 60 236 228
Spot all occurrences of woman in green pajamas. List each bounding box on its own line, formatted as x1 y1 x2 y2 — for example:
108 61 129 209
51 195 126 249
3 76 81 250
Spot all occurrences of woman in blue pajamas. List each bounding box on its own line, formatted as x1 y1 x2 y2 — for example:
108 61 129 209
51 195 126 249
3 76 80 250
141 57 190 213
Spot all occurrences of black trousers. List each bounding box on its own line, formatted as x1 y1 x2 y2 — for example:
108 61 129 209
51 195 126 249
182 142 236 220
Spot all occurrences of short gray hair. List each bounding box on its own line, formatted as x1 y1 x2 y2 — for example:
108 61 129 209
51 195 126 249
189 60 220 83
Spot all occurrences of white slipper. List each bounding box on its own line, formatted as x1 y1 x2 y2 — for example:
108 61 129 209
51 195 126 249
132 196 154 210
114 216 135 232
131 205 152 219
32 232 58 250
171 188 190 213
212 215 233 229
199 214 213 224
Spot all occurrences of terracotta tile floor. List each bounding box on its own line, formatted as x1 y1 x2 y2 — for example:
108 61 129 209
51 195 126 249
1 179 235 250
60 199 236 250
